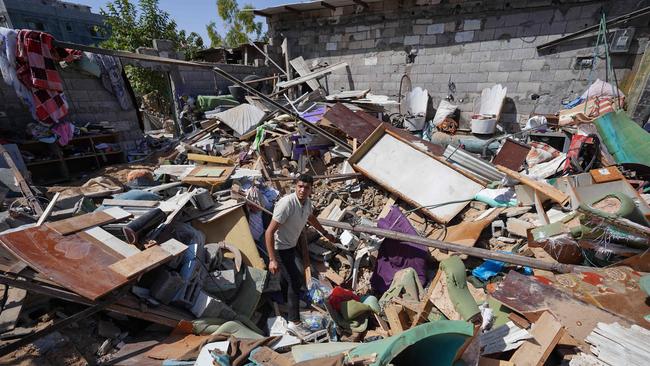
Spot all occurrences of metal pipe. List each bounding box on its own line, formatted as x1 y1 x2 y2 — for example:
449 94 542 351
248 41 288 77
318 219 588 273
536 6 650 51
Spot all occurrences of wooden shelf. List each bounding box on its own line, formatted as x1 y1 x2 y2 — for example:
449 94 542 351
64 154 97 161
26 159 62 166
21 132 124 184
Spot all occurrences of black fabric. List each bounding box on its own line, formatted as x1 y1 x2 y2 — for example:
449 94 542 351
277 246 304 322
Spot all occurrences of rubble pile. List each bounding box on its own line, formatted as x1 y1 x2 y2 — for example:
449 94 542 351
0 22 649 366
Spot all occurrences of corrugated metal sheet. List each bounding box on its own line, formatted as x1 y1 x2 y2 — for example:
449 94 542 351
443 145 504 184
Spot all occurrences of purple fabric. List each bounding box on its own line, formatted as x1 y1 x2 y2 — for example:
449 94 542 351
370 206 429 295
301 106 327 123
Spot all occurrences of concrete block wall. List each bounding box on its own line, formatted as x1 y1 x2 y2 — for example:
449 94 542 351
0 66 141 151
267 0 650 128
178 64 272 96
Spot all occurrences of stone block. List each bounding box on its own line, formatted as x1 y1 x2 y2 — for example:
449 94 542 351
479 61 500 72
421 35 437 45
427 23 445 34
517 82 541 94
530 70 556 82
463 19 482 31
521 59 547 71
511 48 537 60
461 63 480 73
326 42 338 51
455 31 474 43
554 69 579 81
413 25 428 35
507 71 532 82
498 60 523 71
443 63 461 73
491 49 513 61
352 31 367 41
488 72 509 83
362 39 375 48
470 51 491 63
404 35 420 45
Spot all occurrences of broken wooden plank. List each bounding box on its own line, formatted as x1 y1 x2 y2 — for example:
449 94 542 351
80 227 140 258
289 56 320 91
496 165 569 205
0 287 27 333
46 207 132 235
108 246 172 279
187 153 234 166
490 271 630 349
509 312 564 366
36 192 60 226
276 61 348 89
384 304 409 335
102 199 160 208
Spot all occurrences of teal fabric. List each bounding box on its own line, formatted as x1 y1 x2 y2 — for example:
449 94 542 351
347 320 474 366
593 111 650 164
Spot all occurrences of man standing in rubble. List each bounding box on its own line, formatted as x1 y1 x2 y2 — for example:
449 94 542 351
265 174 335 336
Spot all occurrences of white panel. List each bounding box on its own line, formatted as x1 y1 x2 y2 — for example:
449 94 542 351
356 134 484 223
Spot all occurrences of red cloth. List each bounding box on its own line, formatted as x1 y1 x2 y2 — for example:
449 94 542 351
15 30 81 126
327 286 360 312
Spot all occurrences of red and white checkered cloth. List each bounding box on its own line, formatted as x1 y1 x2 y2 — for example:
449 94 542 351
15 30 81 126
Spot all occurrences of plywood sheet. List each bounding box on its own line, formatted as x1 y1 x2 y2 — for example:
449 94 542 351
46 207 132 235
321 103 381 142
109 246 171 278
351 130 483 223
0 226 128 300
182 166 235 187
509 312 563 366
192 207 265 269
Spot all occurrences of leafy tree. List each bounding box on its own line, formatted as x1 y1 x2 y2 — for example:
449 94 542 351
206 21 223 48
100 0 205 98
213 0 264 48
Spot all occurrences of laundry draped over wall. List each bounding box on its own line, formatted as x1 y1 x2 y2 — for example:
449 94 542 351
0 27 133 145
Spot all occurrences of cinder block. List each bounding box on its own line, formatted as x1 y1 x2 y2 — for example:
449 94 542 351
413 25 428 35
479 62 500 72
326 42 337 51
455 31 474 43
461 63 480 73
190 290 237 319
517 82 541 94
150 270 185 305
522 59 547 71
404 35 420 45
470 51 491 63
427 23 445 35
507 71 532 82
488 72 509 83
511 48 537 60
498 60 523 71
464 19 482 31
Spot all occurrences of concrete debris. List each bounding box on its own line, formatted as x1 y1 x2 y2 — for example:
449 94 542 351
0 5 649 366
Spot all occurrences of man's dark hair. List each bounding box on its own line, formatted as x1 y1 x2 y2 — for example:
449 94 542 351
297 174 314 185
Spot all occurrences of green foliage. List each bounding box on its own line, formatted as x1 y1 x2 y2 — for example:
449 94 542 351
206 21 223 48
213 0 264 48
100 0 205 98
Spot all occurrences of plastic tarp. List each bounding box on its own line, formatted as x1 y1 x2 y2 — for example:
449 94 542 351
209 103 265 137
346 320 474 366
593 111 650 164
197 95 239 112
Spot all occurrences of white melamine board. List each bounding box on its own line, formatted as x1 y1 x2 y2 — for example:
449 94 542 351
356 134 484 223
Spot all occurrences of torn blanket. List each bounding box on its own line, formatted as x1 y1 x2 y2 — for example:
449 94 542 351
15 30 81 126
370 205 429 295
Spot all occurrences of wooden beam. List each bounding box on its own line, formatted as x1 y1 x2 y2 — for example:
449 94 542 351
276 62 348 89
36 192 60 226
353 0 369 8
284 6 301 14
320 1 336 10
510 312 564 366
253 10 271 17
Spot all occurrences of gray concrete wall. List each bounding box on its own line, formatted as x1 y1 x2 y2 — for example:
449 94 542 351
0 66 141 151
266 0 650 129
177 64 273 96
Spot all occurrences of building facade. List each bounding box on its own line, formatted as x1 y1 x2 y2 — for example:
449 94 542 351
0 0 107 45
262 0 650 128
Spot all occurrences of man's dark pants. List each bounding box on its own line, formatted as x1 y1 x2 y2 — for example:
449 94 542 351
277 247 304 322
